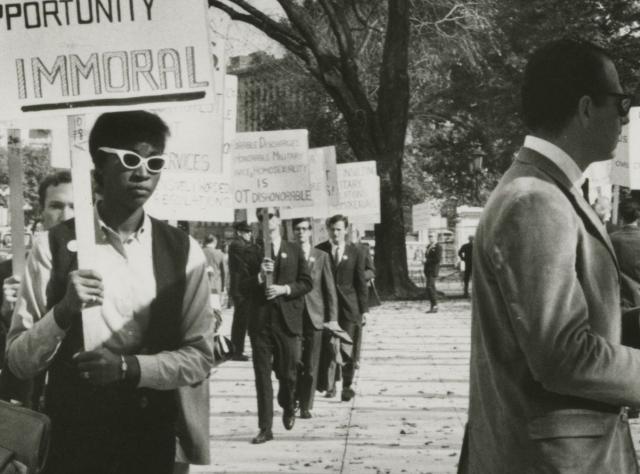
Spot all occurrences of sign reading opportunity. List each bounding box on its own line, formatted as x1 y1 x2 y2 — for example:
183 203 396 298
0 0 214 119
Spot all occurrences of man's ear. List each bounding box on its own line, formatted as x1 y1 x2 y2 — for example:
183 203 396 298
577 95 593 127
92 168 104 191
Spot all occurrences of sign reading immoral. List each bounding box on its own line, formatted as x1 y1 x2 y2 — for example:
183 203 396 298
0 0 214 119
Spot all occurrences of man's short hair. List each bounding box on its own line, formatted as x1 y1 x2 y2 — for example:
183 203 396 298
326 214 349 228
292 218 311 228
204 234 217 245
522 39 613 134
38 170 71 208
88 111 170 167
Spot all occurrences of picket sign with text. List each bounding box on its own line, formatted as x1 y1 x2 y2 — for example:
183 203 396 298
7 130 26 276
280 146 338 220
232 129 312 209
330 161 381 223
1 0 217 350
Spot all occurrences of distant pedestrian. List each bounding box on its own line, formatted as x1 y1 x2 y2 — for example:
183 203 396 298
458 236 474 298
423 233 442 313
610 193 640 309
228 221 258 361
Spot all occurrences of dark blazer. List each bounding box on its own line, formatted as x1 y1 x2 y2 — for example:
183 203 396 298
423 242 442 277
316 241 368 324
228 236 259 299
246 239 312 336
304 248 338 330
460 147 640 473
610 225 640 309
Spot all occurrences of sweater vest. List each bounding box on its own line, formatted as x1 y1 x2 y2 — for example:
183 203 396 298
43 217 189 428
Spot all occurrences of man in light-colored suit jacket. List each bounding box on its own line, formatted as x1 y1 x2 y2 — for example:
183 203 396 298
459 39 640 473
292 218 338 419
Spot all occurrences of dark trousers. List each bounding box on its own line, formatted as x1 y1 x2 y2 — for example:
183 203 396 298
231 296 250 356
463 267 472 295
249 308 300 431
339 319 359 388
353 324 363 364
426 274 438 307
45 422 175 474
296 313 323 410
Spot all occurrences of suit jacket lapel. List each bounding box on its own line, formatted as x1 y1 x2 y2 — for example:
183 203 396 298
516 148 619 272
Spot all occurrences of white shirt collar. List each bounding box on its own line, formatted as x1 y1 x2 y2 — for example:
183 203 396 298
94 202 150 244
524 135 585 188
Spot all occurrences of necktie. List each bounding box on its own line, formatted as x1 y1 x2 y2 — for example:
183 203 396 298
334 246 340 265
270 243 276 259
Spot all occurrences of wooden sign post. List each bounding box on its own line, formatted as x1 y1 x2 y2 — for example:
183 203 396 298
7 130 26 277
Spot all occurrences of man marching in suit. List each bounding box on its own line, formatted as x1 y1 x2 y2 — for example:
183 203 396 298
317 214 368 402
244 209 311 444
459 39 640 473
292 218 339 419
423 232 442 313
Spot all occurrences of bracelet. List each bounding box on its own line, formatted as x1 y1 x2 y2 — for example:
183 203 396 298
120 355 128 381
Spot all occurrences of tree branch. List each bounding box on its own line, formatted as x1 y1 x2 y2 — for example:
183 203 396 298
209 0 307 58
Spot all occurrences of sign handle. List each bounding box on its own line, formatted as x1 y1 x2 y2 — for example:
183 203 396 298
261 208 273 287
68 115 103 351
612 184 620 226
8 130 26 277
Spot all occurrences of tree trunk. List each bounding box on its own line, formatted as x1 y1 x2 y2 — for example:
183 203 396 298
374 149 420 299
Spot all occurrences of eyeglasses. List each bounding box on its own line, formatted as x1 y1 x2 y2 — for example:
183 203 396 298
98 147 166 173
591 92 634 117
294 226 310 232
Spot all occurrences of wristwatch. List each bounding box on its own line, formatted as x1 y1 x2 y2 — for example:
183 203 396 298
120 355 128 381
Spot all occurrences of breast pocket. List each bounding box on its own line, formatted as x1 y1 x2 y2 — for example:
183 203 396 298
527 411 610 473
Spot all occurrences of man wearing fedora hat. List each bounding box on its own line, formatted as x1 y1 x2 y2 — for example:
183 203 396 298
228 220 258 361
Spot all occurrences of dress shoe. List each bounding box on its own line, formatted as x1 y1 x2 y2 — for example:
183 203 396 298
231 354 249 361
251 429 273 444
341 387 355 402
324 388 336 398
282 410 295 430
299 409 312 419
428 306 439 314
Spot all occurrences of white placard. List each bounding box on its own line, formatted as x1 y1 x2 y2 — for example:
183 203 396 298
222 74 237 174
330 163 380 222
610 123 630 187
280 146 338 220
232 129 311 209
0 0 215 120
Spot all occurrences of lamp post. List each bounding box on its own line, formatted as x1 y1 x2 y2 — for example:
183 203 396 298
469 149 484 204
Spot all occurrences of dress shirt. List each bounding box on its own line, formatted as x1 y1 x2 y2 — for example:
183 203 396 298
7 206 214 390
301 243 311 261
523 135 585 190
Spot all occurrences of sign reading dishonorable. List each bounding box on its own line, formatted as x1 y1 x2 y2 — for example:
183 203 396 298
232 129 312 209
0 0 214 119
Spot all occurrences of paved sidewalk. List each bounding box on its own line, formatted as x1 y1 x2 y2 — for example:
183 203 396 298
195 300 470 473
194 299 640 473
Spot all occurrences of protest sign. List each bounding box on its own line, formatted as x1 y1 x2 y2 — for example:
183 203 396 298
610 123 631 188
232 129 311 209
280 146 338 220
0 0 215 120
223 74 238 174
330 161 380 223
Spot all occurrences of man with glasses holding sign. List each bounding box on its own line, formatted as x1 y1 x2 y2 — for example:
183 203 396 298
6 111 214 474
458 39 640 473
